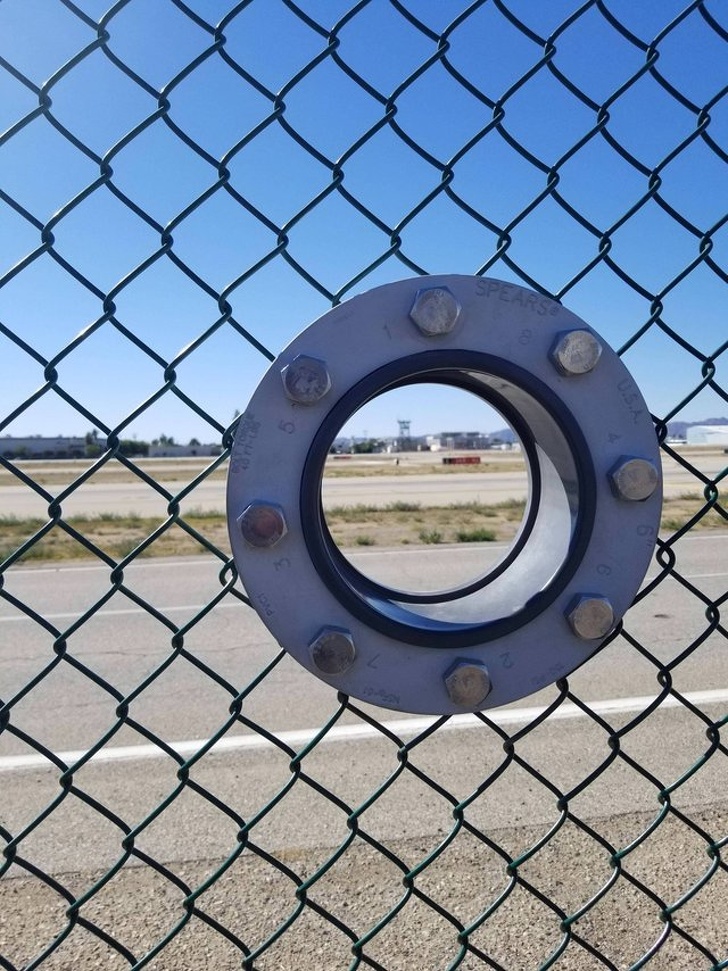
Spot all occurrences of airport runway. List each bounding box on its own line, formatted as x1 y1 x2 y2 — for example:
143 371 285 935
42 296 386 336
0 470 531 518
2 536 726 853
0 534 725 744
2 538 727 968
1 450 724 518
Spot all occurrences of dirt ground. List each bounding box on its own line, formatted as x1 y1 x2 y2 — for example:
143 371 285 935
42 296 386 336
0 491 723 566
2 805 726 971
0 447 724 564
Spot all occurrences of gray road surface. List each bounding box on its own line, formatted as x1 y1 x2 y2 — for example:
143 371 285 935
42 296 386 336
1 534 725 766
2 471 529 517
2 452 724 518
1 538 726 970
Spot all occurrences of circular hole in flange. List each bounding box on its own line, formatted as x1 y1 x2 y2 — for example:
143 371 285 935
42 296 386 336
321 383 530 598
301 351 595 646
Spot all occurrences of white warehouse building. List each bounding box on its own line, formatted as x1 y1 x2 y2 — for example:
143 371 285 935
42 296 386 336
686 425 728 446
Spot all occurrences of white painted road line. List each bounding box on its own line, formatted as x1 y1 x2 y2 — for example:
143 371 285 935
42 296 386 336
0 601 242 623
2 689 726 773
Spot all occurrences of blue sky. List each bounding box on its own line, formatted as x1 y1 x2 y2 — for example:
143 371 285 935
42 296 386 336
0 0 725 444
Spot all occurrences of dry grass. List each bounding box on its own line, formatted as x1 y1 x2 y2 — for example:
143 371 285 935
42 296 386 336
0 454 525 488
322 457 526 477
0 494 723 565
325 499 525 549
0 511 231 564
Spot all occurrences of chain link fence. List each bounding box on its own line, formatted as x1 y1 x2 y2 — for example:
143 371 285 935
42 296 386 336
1 1 727 968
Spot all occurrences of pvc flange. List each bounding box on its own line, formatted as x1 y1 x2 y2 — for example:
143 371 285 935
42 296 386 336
227 276 662 715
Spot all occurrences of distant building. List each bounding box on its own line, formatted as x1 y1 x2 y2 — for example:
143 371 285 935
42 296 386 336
686 425 728 446
148 442 222 457
426 431 490 451
0 435 223 459
0 436 86 459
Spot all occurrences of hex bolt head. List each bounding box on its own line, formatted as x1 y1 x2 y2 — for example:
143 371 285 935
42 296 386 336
309 627 356 675
609 457 659 502
550 329 603 375
444 659 492 708
567 596 615 640
409 286 461 337
281 354 332 405
237 501 287 548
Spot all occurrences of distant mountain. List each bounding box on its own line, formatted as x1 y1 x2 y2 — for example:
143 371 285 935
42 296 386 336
666 418 728 439
490 427 517 444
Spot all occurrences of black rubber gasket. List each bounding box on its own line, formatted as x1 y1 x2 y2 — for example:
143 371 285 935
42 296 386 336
300 350 597 650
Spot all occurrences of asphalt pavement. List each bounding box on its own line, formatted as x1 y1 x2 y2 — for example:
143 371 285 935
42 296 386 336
1 534 725 776
1 527 726 969
2 449 724 518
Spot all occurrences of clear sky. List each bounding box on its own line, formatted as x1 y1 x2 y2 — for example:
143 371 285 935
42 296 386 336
0 0 725 444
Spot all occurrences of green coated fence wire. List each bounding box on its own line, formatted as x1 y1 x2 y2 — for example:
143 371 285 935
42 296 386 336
0 1 727 969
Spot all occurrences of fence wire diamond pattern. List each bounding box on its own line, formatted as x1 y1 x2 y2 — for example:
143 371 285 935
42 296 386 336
0 1 727 969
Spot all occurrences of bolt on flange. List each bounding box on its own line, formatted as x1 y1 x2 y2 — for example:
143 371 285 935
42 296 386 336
609 457 659 502
444 659 492 708
309 627 357 675
566 595 615 640
238 501 287 548
281 354 332 404
550 329 602 375
409 286 461 337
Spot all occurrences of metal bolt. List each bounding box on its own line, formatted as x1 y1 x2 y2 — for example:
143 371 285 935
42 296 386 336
309 627 356 675
409 286 461 337
237 501 287 548
444 660 492 708
609 457 659 502
566 595 615 640
550 329 602 375
281 354 332 405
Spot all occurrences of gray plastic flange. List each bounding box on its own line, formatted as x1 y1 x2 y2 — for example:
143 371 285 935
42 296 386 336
227 276 662 715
